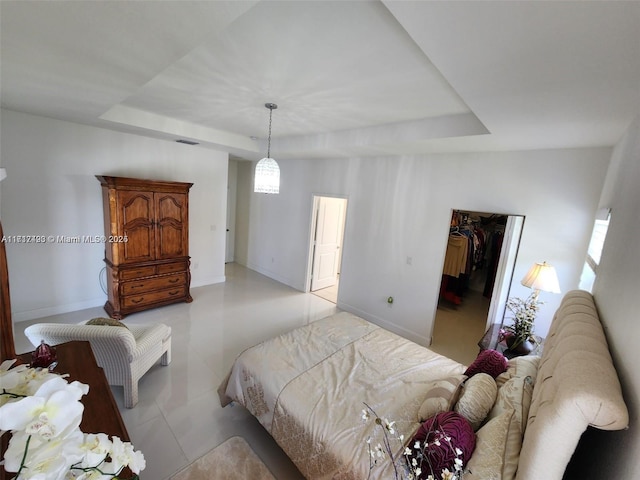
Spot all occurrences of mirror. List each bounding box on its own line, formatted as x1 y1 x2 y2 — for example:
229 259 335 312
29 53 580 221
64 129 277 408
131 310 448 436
431 210 525 363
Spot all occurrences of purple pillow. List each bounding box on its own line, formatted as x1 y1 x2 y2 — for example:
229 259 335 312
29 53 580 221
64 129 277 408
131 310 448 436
464 349 508 378
408 411 476 478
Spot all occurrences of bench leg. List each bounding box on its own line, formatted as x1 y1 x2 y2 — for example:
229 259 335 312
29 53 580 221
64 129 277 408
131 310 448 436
161 342 172 366
123 379 138 408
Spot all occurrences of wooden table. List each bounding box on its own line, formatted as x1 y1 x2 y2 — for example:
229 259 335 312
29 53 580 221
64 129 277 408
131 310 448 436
2 341 131 479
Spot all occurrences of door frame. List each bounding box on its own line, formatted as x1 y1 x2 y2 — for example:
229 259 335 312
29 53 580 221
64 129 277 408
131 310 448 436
305 194 348 294
432 210 525 340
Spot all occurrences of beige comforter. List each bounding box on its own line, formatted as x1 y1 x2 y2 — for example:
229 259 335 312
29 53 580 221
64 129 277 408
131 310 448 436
220 312 465 480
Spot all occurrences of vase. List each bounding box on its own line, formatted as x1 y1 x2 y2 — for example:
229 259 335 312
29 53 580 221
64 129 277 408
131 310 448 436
505 335 534 356
31 340 57 368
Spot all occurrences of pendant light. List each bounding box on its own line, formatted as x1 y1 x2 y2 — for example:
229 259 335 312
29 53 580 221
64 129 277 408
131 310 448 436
254 103 280 194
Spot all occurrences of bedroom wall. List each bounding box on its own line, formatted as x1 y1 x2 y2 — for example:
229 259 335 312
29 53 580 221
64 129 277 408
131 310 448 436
0 109 229 322
236 148 612 345
572 114 640 479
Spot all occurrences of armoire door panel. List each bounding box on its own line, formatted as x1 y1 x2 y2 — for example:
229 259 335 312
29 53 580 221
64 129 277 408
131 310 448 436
155 193 187 259
156 193 185 221
122 225 155 263
156 224 185 259
118 191 155 263
119 192 154 227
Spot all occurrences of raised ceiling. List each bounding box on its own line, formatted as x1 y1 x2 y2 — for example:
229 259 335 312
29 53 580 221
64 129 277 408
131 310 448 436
1 1 639 161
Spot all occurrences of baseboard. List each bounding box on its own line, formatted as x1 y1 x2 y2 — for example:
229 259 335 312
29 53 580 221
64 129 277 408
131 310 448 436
191 275 226 288
244 262 302 291
336 301 431 346
13 297 105 323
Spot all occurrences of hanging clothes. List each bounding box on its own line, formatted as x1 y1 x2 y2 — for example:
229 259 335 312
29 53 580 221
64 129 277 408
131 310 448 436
442 234 469 278
440 211 501 305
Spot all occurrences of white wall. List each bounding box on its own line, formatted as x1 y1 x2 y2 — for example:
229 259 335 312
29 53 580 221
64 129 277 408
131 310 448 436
0 109 228 321
237 148 611 345
568 114 640 479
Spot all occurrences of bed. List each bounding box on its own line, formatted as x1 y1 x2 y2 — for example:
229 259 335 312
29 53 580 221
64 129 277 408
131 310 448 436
218 290 629 480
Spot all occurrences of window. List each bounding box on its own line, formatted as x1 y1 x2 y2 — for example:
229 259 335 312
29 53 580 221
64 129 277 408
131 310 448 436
579 209 611 292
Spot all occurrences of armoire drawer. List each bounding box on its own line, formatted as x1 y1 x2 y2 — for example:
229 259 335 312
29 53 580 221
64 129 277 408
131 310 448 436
157 261 187 275
121 273 187 295
119 266 156 280
122 285 187 309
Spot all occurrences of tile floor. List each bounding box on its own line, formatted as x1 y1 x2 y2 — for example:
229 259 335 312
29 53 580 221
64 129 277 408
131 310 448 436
430 288 491 366
12 263 486 479
310 277 339 304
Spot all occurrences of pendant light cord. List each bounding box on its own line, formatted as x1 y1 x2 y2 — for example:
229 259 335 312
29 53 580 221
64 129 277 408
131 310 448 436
267 106 273 159
263 102 277 159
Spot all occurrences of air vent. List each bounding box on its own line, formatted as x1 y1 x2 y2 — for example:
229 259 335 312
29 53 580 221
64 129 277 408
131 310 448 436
176 139 199 145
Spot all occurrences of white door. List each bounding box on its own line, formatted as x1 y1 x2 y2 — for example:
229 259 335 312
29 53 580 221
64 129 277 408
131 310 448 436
311 197 346 291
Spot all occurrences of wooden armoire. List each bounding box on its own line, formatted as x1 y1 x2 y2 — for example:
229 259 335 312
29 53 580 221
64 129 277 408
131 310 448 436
96 176 193 319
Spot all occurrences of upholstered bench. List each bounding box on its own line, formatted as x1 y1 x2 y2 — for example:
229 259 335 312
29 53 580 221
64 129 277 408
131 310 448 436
24 321 171 408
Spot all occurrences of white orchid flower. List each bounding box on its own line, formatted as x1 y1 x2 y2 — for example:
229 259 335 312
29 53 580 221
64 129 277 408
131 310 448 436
1 362 66 404
77 433 112 469
361 408 370 421
0 362 145 479
0 376 87 439
3 428 84 478
108 436 146 475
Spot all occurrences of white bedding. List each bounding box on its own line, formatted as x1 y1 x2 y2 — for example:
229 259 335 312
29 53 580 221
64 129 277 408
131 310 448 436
220 312 465 479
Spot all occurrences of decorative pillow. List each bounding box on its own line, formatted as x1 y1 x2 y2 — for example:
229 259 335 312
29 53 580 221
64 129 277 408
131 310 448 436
495 355 540 389
488 375 534 429
417 375 467 422
408 411 476 479
464 350 508 379
484 375 534 479
454 373 498 430
86 317 128 328
463 409 515 480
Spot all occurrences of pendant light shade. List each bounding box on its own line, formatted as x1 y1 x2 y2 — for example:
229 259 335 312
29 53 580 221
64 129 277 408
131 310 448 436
254 157 280 194
254 103 280 194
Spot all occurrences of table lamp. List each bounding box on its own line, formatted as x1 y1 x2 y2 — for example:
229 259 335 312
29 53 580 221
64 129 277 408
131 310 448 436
521 261 561 301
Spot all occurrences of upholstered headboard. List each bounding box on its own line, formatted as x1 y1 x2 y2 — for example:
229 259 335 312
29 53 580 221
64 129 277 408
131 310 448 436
516 290 629 479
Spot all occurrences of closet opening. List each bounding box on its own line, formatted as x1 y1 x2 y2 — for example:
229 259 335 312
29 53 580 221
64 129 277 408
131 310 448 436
431 209 525 365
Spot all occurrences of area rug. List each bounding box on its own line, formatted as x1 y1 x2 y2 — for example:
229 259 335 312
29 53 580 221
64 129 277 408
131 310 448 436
171 436 276 480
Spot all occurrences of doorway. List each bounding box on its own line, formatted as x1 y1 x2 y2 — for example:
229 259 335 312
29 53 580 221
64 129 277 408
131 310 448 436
430 210 524 365
306 195 348 304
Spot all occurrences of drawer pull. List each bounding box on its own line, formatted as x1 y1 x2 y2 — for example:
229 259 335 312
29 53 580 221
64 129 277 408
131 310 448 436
168 290 180 296
131 284 145 289
168 278 180 284
131 298 144 304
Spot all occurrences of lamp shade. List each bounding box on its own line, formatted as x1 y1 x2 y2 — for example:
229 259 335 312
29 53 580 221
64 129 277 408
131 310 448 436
254 157 280 194
521 261 561 294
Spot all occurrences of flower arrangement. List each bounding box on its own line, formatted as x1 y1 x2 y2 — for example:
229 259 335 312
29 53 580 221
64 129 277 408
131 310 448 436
361 404 464 480
501 292 543 349
0 359 145 480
